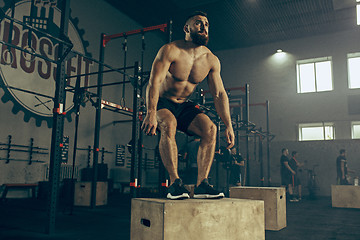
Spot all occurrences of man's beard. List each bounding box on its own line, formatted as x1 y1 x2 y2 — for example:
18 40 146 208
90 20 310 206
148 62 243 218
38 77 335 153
190 31 209 46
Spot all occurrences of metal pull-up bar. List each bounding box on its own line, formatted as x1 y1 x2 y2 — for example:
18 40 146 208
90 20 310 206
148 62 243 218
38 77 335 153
102 23 168 47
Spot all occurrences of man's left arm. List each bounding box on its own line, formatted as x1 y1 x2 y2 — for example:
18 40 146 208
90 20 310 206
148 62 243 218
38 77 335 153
207 55 235 149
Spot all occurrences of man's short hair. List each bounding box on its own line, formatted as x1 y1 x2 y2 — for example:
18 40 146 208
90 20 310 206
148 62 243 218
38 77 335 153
340 149 346 154
281 148 287 154
291 151 297 156
185 11 208 24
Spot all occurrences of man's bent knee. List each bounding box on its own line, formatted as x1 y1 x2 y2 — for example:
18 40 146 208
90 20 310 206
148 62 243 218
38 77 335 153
201 123 217 143
159 120 177 138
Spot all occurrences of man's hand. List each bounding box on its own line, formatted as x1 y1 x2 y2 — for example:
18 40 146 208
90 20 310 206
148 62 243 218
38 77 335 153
141 113 158 136
225 127 235 149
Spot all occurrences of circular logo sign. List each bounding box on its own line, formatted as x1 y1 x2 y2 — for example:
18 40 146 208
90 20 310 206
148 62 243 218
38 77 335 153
0 0 93 127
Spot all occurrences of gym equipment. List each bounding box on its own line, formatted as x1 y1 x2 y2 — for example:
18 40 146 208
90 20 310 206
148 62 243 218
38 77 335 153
131 198 265 240
0 135 48 164
197 84 275 187
1 183 38 201
331 185 360 209
306 164 320 199
0 0 171 232
230 186 286 231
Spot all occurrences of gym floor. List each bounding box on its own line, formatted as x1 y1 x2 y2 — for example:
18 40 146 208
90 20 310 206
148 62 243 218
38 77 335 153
0 193 360 240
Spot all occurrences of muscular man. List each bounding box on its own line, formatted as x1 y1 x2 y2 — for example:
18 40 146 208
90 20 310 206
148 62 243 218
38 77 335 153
141 11 235 199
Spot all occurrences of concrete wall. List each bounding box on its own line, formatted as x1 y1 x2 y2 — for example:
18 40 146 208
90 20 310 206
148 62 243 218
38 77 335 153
215 29 360 196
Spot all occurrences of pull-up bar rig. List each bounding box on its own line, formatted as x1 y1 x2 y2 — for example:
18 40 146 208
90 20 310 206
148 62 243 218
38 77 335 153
197 84 274 188
84 20 172 205
0 0 166 233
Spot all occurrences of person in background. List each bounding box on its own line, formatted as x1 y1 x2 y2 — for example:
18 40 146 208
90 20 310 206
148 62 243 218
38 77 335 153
280 148 298 202
336 149 352 185
289 151 303 201
230 147 245 186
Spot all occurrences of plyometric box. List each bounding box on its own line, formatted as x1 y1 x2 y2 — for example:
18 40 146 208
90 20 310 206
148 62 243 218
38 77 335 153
331 185 360 209
74 181 108 206
131 198 264 240
229 186 286 231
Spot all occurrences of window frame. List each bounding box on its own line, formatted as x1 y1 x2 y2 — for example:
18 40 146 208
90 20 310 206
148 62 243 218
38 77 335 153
296 56 333 93
351 121 360 139
347 52 360 89
298 122 335 141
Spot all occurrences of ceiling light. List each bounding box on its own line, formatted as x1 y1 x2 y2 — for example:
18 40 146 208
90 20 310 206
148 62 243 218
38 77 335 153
276 49 283 53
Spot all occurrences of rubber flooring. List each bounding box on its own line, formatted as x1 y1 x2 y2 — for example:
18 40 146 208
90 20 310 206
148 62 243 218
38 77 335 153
0 194 359 240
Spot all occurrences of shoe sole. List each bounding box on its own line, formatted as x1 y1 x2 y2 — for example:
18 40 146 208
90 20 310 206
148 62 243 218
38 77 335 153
193 193 225 199
167 193 190 200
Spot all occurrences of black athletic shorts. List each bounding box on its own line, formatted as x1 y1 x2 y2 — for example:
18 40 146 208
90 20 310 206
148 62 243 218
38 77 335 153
291 174 301 186
282 173 301 186
157 97 203 135
281 173 292 186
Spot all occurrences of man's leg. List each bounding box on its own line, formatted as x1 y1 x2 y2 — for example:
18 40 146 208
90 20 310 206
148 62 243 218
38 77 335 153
157 109 179 185
288 184 293 195
187 113 217 186
157 109 189 199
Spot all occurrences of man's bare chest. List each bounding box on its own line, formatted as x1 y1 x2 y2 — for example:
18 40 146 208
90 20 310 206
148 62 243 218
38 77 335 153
169 57 211 83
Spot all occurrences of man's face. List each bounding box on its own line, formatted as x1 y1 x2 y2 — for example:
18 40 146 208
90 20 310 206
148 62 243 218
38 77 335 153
188 15 209 46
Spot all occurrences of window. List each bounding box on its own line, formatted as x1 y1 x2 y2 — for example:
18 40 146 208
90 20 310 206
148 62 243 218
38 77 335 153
351 121 360 139
347 53 360 89
296 57 333 93
298 123 334 141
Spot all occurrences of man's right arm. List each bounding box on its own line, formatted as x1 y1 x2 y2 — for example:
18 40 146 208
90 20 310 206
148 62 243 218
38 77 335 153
141 44 174 135
283 161 295 175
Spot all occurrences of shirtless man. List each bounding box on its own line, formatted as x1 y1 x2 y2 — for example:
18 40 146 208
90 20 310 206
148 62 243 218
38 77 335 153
141 11 235 199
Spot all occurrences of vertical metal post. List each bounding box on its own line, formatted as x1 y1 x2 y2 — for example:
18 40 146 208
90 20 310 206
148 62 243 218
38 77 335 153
167 20 173 43
215 117 221 189
266 100 271 186
69 76 81 215
46 0 70 234
121 36 127 105
91 33 106 208
137 34 145 194
259 130 264 187
130 62 140 198
245 84 250 186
